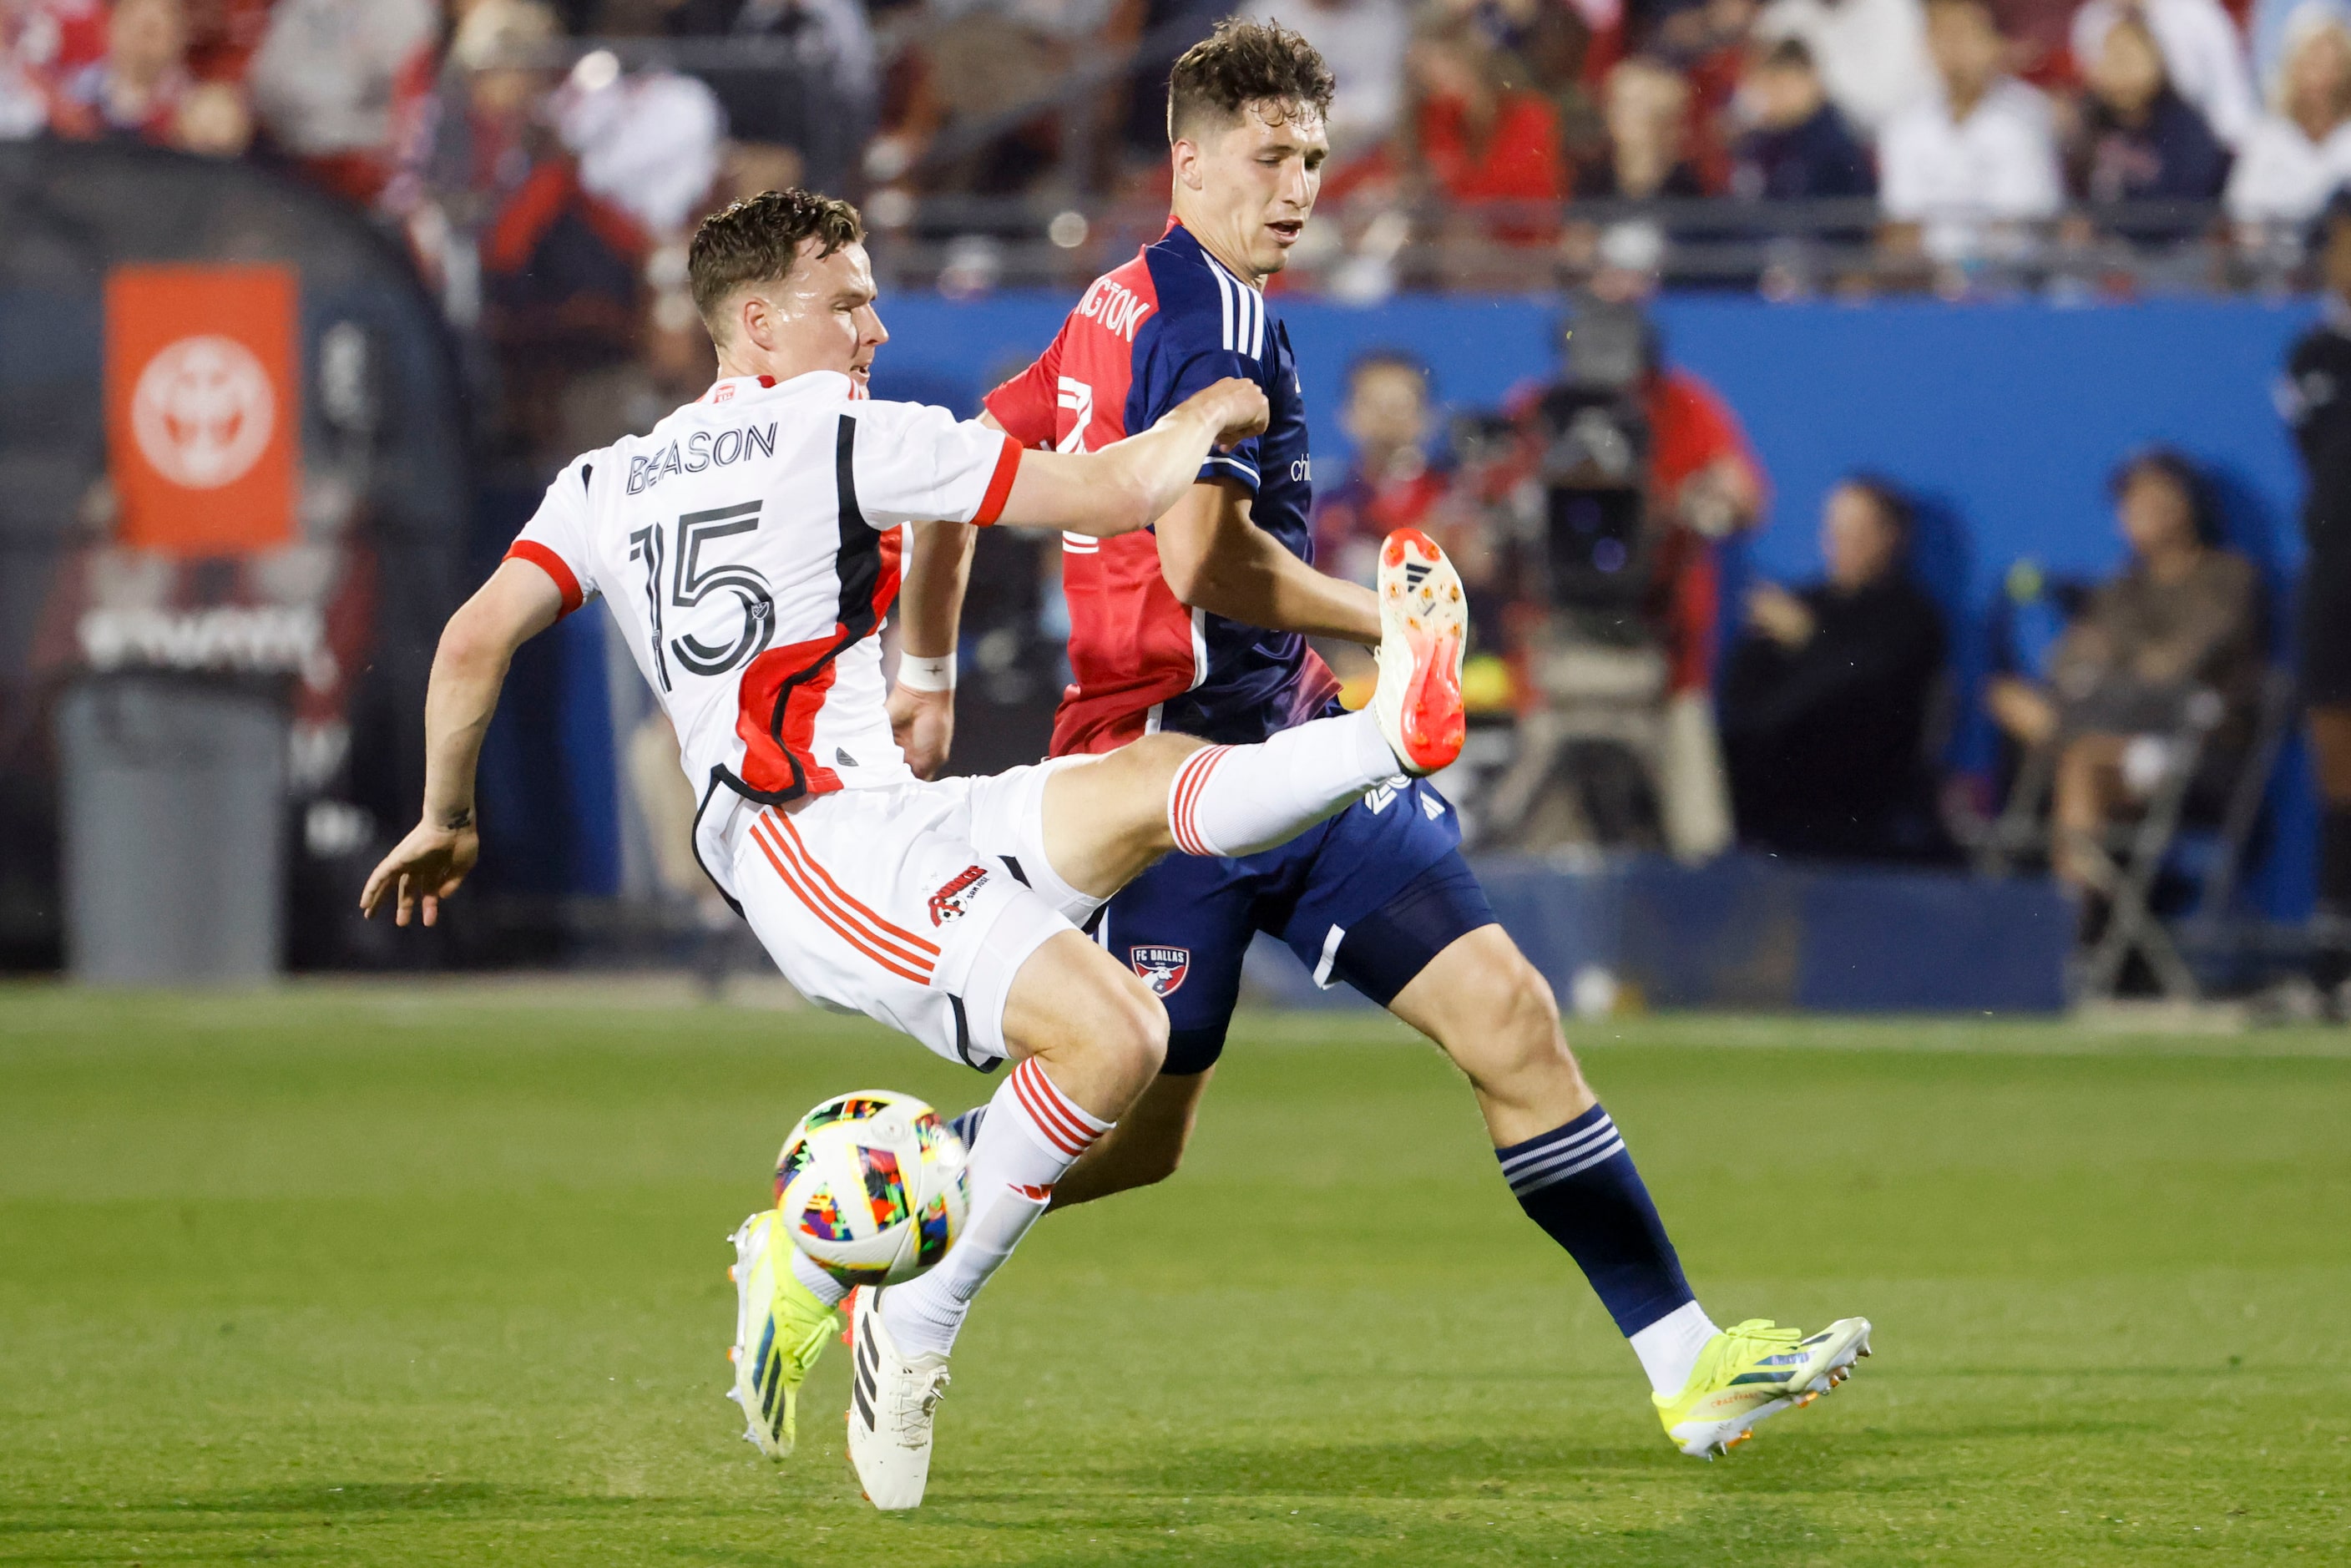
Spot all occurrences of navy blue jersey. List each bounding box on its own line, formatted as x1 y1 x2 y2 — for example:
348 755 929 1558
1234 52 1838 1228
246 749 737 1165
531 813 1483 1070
986 219 1340 755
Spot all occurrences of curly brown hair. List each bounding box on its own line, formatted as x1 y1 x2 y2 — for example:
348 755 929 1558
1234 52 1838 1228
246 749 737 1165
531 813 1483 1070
1166 18 1335 144
688 188 864 341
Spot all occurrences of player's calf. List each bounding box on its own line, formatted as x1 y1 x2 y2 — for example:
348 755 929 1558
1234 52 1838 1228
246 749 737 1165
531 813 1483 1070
1041 1065 1213 1209
872 934 1160 1373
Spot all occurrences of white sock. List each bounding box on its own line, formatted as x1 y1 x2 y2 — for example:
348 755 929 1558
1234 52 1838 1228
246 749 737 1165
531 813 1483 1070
1168 708 1404 858
877 1057 1111 1358
1628 1300 1721 1397
789 1246 847 1309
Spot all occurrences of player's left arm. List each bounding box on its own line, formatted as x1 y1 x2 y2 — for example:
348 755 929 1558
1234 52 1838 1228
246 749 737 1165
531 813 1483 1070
359 559 564 927
887 518 974 779
1155 478 1381 644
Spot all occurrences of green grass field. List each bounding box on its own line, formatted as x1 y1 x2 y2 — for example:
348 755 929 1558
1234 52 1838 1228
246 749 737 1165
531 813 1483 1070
3 985 2348 1565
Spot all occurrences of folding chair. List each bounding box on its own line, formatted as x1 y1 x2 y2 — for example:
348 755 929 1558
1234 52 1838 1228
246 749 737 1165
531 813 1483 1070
2068 690 2222 1000
2161 666 2301 969
1973 668 2296 1000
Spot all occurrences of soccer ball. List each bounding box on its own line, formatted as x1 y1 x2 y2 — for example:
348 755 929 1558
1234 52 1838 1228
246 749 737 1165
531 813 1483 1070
772 1090 969 1287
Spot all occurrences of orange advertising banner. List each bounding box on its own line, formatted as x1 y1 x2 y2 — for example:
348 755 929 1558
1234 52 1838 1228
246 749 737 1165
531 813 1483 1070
104 265 298 555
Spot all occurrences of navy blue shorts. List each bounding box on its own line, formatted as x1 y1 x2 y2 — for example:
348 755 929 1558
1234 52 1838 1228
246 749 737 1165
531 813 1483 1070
1102 779 1499 1075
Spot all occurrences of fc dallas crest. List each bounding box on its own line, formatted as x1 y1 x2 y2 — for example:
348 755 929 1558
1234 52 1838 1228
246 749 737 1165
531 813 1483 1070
1129 945 1191 996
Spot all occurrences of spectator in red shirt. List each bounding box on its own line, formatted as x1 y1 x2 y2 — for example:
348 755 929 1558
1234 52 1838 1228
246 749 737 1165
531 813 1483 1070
50 0 191 143
1407 15 1568 240
2 0 107 137
1641 357 1769 695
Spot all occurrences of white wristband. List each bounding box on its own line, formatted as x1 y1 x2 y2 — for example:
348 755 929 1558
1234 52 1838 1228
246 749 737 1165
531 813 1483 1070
897 653 956 692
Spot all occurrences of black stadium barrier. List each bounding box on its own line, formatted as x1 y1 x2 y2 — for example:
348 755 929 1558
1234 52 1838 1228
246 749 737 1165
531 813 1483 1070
0 141 472 972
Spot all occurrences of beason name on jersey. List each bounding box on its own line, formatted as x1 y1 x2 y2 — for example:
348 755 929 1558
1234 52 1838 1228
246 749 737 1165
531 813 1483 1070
985 219 1339 757
503 370 1019 899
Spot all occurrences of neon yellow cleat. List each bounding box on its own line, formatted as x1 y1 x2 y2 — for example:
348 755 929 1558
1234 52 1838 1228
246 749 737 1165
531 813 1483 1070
1654 1317 1873 1458
725 1210 840 1459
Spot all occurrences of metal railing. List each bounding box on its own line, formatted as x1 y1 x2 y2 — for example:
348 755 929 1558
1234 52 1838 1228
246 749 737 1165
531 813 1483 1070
447 32 2318 298
862 194 2310 298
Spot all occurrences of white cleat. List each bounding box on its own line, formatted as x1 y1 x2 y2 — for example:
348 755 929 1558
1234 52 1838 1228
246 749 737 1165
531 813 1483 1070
846 1286 950 1510
1371 527 1468 776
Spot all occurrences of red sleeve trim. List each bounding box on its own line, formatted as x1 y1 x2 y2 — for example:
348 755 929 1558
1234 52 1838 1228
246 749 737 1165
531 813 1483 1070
505 540 584 616
972 436 1022 527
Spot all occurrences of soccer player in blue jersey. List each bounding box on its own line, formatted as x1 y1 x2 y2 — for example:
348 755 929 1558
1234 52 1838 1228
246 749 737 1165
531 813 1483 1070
892 20 1870 1457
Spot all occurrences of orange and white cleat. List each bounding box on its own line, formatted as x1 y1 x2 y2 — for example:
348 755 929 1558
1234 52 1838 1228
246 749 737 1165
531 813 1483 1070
1372 528 1469 776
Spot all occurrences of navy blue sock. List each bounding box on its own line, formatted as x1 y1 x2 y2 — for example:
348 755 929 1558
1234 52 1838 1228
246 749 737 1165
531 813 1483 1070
1497 1104 1694 1336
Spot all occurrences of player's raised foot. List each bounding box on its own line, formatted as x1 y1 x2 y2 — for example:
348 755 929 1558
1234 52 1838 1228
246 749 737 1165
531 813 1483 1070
1654 1317 1873 1458
846 1285 951 1510
1372 527 1468 776
724 1210 840 1459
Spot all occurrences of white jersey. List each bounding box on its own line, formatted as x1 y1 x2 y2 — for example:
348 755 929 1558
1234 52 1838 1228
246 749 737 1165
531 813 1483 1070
506 370 1021 884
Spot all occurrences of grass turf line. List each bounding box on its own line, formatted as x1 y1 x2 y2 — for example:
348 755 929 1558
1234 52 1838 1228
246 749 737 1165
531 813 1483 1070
1 987 2346 1565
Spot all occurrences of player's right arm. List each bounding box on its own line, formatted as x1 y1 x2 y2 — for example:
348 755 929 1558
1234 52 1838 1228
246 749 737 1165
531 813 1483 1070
992 377 1267 538
358 556 564 927
1153 478 1380 644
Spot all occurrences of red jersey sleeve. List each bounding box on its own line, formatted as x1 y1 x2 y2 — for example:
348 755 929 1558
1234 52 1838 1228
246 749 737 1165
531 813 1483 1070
1647 369 1762 499
982 330 1065 449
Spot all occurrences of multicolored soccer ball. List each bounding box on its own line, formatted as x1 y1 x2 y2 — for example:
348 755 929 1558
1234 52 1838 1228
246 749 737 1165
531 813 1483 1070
772 1090 969 1287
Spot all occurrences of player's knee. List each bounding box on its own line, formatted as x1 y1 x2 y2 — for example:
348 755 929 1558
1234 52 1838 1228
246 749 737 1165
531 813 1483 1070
1112 734 1201 787
1075 968 1169 1088
1498 959 1564 1045
1127 733 1206 771
1471 956 1580 1088
1116 986 1172 1082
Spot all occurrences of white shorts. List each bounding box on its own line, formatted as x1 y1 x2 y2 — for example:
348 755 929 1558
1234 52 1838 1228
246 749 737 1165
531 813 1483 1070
705 759 1100 1070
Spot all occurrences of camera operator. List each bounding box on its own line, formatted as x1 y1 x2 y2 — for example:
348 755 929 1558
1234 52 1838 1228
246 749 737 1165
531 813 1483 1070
1486 293 1765 859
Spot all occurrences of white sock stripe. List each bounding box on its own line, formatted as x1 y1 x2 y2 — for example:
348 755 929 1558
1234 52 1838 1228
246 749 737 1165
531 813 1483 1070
1498 1115 1617 1175
1501 1125 1622 1184
1506 1136 1627 1194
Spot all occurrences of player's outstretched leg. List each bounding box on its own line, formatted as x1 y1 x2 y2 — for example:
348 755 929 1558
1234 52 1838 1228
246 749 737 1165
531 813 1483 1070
834 530 1469 1508
1037 526 1468 900
849 931 1162 1509
1388 926 1873 1457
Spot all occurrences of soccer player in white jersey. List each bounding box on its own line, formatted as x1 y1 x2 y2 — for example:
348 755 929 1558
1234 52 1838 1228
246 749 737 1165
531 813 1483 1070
358 188 1472 1511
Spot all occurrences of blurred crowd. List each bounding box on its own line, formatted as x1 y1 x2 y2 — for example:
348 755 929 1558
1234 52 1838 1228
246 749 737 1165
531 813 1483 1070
1306 306 2287 925
8 0 2351 305
0 0 2331 984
